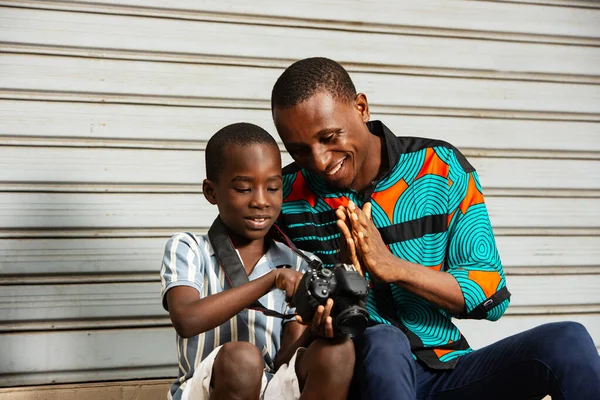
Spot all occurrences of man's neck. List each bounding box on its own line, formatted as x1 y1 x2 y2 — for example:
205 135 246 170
352 133 385 193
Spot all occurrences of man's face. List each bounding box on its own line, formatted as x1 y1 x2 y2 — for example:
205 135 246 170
273 91 370 190
203 143 282 244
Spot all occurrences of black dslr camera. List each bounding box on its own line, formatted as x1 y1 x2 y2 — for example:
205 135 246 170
292 261 370 337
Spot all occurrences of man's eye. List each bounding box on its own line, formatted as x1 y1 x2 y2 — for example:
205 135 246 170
322 133 338 143
268 187 281 192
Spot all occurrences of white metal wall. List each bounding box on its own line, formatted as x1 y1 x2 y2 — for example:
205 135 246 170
1 0 599 387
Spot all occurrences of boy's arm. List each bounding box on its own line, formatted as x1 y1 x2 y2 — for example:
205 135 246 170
167 268 301 338
275 321 311 370
274 299 335 370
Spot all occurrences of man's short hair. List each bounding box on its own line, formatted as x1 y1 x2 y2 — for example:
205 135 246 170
205 123 278 181
271 57 357 110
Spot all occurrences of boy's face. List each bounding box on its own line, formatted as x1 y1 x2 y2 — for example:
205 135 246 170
273 91 371 190
203 143 282 243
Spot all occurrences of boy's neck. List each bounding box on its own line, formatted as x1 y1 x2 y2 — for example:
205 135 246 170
229 233 270 275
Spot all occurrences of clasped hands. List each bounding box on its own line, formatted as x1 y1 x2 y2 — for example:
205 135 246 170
336 201 397 283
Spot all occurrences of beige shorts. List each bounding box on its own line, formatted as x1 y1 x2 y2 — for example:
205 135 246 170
181 345 302 400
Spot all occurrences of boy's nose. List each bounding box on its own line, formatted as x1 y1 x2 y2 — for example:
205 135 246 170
250 189 269 208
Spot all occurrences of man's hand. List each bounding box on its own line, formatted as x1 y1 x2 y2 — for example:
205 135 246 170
274 268 303 301
336 206 364 276
295 298 335 338
347 201 400 283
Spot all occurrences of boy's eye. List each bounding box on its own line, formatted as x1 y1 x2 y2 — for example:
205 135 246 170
234 187 251 193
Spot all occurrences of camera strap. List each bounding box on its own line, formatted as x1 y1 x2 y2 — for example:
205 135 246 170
205 216 313 320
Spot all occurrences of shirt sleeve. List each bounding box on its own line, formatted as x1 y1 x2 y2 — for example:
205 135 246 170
446 160 511 321
160 232 205 311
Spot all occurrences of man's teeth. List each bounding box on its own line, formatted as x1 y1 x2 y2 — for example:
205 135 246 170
328 159 344 175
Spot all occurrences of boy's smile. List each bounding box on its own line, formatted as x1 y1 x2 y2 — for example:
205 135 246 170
203 143 282 246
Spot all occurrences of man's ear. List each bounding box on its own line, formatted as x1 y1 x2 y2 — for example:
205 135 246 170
203 179 218 205
355 93 370 123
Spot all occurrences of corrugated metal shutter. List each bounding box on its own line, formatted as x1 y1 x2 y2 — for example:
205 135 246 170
1 0 599 386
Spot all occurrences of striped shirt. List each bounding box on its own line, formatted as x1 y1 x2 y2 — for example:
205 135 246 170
160 232 310 400
278 120 511 370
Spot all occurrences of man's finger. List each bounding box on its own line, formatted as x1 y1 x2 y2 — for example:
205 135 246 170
363 202 372 220
336 219 352 240
357 231 372 255
352 205 371 229
335 206 347 222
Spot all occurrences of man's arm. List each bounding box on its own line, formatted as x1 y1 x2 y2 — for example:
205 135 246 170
342 167 510 320
339 203 465 314
166 269 301 338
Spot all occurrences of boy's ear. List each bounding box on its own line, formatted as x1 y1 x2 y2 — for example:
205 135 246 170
203 179 218 205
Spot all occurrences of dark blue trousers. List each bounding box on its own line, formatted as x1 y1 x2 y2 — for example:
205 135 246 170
350 322 600 400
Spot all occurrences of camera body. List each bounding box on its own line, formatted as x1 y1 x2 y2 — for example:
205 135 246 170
293 260 370 337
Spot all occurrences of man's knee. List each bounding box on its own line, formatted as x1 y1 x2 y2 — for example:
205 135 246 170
352 324 417 399
213 342 263 388
356 324 412 362
526 322 596 365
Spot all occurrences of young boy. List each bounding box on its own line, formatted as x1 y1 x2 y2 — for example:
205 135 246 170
160 123 355 400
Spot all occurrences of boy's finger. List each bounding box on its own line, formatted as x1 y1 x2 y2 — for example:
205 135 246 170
312 305 324 328
325 317 334 338
323 298 334 321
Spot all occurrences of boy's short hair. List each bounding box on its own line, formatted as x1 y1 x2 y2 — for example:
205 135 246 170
271 57 357 110
205 122 279 181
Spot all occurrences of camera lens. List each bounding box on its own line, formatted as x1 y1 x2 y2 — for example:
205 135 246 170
335 307 369 337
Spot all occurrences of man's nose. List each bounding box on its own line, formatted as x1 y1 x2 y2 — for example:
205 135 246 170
311 145 330 173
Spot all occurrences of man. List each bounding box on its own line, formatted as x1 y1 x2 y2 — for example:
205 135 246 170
271 57 600 399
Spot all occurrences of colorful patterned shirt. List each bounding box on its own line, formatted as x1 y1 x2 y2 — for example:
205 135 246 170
278 121 511 369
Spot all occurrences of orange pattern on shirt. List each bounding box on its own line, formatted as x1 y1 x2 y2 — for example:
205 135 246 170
283 173 317 208
371 179 408 223
468 270 502 299
416 148 450 180
459 173 484 214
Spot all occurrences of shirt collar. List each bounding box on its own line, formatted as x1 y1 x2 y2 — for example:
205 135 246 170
365 120 401 185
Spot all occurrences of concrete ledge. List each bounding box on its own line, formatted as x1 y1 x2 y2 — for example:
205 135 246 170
0 379 552 400
0 379 172 400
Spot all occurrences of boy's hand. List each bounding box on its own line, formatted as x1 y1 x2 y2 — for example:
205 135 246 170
274 268 303 300
296 298 335 338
